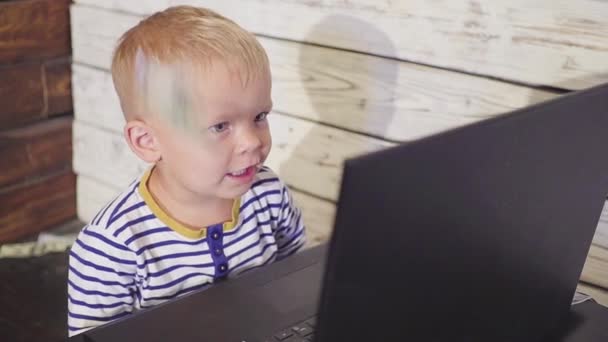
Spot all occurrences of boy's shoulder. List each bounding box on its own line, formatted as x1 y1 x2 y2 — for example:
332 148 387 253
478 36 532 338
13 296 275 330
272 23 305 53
239 166 290 209
79 167 289 241
249 166 287 193
85 174 148 236
71 176 146 259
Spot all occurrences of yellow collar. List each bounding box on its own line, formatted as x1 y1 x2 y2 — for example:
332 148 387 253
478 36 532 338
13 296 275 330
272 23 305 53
138 168 241 239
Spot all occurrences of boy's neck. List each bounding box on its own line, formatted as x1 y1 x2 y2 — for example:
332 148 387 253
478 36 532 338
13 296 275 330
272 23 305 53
147 166 234 231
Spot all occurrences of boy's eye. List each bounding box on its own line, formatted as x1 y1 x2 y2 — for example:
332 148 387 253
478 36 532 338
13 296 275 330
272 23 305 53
255 112 269 122
209 122 230 133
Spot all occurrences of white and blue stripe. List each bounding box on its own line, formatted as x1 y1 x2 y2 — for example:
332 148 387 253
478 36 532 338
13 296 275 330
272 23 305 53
67 167 305 336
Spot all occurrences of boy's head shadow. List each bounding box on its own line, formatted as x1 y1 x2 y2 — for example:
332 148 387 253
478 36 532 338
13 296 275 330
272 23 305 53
296 15 398 138
277 15 398 202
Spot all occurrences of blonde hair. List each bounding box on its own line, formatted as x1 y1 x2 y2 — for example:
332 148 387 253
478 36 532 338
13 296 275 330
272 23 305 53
111 6 270 122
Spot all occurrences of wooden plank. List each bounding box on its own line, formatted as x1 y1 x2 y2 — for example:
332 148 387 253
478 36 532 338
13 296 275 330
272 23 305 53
0 58 72 129
73 0 608 90
0 116 72 188
44 59 73 117
75 175 121 226
0 171 76 243
76 174 335 248
594 202 608 249
291 191 334 247
267 38 555 142
72 122 151 189
71 65 125 131
576 282 608 307
0 62 45 127
0 0 71 64
581 244 608 289
70 6 556 141
266 115 391 201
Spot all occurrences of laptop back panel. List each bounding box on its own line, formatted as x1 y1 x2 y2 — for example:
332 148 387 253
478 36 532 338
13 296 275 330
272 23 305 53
316 84 608 342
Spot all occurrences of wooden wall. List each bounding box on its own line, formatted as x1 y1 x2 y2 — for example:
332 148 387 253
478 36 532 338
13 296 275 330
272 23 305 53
0 0 75 242
70 1 608 299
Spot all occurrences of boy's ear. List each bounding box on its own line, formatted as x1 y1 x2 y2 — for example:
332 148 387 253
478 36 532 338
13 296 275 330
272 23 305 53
124 120 161 163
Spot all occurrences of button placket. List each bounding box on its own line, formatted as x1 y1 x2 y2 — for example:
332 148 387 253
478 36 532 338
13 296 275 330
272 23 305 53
207 224 228 279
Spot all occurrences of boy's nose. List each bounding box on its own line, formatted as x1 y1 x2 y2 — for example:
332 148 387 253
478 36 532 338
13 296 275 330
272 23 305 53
237 127 263 154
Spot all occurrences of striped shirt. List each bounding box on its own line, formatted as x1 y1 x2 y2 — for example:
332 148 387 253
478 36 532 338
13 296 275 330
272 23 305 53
67 166 305 336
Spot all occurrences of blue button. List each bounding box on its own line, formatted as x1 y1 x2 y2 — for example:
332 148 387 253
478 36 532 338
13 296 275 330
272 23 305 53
214 248 222 256
211 232 220 240
219 263 228 272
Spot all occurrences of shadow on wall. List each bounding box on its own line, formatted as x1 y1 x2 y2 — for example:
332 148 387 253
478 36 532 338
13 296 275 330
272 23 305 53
278 15 398 201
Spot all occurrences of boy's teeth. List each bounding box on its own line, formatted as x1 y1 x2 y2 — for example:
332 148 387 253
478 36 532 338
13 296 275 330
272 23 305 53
231 168 246 176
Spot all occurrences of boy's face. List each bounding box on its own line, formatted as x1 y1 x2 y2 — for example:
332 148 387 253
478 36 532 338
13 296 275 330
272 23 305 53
151 61 272 200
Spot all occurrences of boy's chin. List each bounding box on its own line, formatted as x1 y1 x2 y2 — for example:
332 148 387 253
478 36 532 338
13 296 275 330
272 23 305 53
217 185 251 200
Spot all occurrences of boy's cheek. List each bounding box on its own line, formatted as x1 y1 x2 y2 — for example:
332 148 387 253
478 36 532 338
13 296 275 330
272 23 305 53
264 142 272 157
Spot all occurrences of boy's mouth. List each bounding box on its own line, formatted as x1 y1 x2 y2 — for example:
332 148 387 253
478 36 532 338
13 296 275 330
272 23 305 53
226 164 259 179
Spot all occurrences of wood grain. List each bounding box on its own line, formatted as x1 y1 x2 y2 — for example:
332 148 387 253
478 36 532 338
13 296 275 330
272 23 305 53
44 59 73 117
0 171 76 243
0 59 72 130
593 202 608 248
576 282 608 307
0 116 72 189
73 0 608 90
0 0 71 64
581 244 608 289
70 6 556 142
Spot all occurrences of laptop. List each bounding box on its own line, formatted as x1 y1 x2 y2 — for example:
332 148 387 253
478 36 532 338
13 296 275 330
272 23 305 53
73 82 608 342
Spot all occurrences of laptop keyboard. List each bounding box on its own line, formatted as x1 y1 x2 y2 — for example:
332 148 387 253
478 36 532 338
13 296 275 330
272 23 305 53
260 316 316 342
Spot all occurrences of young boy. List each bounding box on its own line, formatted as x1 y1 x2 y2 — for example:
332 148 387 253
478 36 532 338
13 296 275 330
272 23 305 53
67 6 305 336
